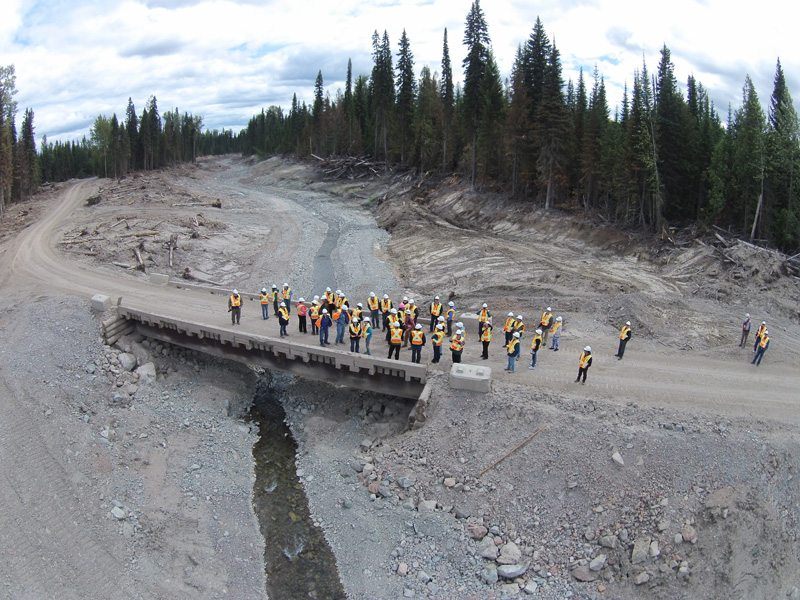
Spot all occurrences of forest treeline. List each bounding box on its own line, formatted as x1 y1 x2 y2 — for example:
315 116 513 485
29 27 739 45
241 1 800 252
0 65 236 216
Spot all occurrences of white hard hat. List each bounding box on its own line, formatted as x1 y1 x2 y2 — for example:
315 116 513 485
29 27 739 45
434 295 439 300
283 283 288 287
436 324 444 330
313 295 320 300
556 316 562 321
415 324 422 330
232 289 239 294
405 309 411 314
352 317 359 322
261 287 267 293
322 308 328 314
448 301 454 306
272 284 277 288
279 302 285 307
513 332 521 338
370 292 376 297
626 321 631 325
508 312 514 317
456 329 463 335
547 306 552 311
326 287 332 292
584 346 591 352
402 296 408 301
535 329 543 334
517 315 523 320
336 289 342 295
482 303 488 308
764 330 768 335
437 316 445 321
409 299 415 304
390 308 397 314
762 321 766 325
456 322 463 328
383 294 389 299
357 303 363 307
298 297 305 302
312 300 318 304
745 313 750 317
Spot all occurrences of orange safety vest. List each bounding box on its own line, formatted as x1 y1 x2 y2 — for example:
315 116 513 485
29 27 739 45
297 304 308 317
410 329 425 345
349 322 361 337
430 302 442 317
478 309 490 323
450 337 464 352
503 316 516 332
309 305 320 318
432 331 444 346
361 322 372 337
390 327 404 344
380 298 392 312
368 296 379 310
332 309 342 321
579 351 591 368
230 294 241 307
281 287 291 301
480 327 492 342
259 293 269 305
759 334 770 349
540 311 552 327
507 338 519 355
619 325 630 340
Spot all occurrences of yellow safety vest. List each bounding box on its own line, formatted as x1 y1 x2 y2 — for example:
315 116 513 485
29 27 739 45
309 305 320 318
230 295 241 307
551 321 561 335
361 322 372 337
540 311 552 326
507 338 519 355
480 327 492 342
259 293 269 305
530 335 542 350
446 308 455 320
335 296 346 309
390 327 404 344
478 309 490 323
759 334 770 349
281 287 291 300
579 351 591 368
503 317 516 332
430 302 442 317
619 325 630 340
380 298 392 312
368 297 379 310
450 338 464 352
349 322 360 337
432 331 444 346
388 314 399 327
270 290 278 301
411 330 425 345
278 307 289 320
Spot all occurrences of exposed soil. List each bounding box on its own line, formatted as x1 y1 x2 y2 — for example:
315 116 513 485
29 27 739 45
0 155 798 600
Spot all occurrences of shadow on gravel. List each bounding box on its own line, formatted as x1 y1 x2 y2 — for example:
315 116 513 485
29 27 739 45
250 376 346 600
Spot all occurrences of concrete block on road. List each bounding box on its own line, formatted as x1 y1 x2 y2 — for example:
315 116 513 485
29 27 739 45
149 272 170 285
91 294 111 312
449 363 491 393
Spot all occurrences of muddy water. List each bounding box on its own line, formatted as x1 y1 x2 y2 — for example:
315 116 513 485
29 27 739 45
250 377 346 600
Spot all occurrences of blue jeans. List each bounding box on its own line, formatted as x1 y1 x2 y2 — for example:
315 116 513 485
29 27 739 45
320 327 329 345
336 322 345 343
261 304 269 319
371 310 380 328
752 347 766 366
364 335 372 355
507 355 516 372
530 351 538 368
350 337 360 352
551 335 560 351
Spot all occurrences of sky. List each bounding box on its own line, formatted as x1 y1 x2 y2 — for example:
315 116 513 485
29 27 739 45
1 0 797 143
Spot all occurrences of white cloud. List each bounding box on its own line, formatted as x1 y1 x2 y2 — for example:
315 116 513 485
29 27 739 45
2 0 797 142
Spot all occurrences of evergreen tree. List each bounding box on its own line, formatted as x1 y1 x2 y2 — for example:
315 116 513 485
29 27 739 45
462 0 491 187
14 108 38 199
413 66 442 173
537 42 568 209
506 46 532 197
91 114 112 178
395 29 416 166
0 64 17 214
370 30 394 161
312 70 325 153
476 50 505 183
344 59 354 152
440 28 455 171
125 98 139 171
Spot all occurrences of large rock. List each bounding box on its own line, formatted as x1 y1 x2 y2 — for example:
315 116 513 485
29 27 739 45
91 294 111 312
478 537 499 560
497 541 522 564
572 565 597 582
681 524 698 544
118 352 137 372
497 564 527 579
589 554 606 571
418 499 437 513
599 535 618 549
136 362 157 385
631 537 651 564
480 565 498 585
467 524 488 540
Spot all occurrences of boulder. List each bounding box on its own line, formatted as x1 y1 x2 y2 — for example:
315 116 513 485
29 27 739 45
497 564 527 579
136 362 157 385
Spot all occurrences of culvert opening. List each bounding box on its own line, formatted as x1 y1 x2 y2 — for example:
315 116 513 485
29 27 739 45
250 376 347 600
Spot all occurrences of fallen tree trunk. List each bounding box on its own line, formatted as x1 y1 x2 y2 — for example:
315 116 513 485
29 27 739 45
133 247 146 273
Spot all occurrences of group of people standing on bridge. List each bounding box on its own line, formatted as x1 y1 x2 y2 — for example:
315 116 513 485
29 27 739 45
226 286 641 385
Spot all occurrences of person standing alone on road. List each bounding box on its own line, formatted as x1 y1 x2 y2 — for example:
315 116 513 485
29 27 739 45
752 330 770 366
505 332 521 372
228 289 242 325
297 298 308 333
739 313 751 347
529 329 543 369
615 321 632 359
259 287 270 320
575 346 592 384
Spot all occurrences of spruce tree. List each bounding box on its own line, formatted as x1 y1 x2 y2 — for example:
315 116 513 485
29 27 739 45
506 46 532 197
537 42 568 209
462 0 490 187
440 28 455 171
395 30 416 166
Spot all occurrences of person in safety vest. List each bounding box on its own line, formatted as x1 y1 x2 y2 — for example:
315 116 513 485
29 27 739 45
270 284 280 316
480 321 493 359
318 308 332 346
450 329 465 363
410 323 426 364
477 303 491 337
550 316 563 351
349 318 362 353
529 329 543 369
297 298 308 333
281 283 292 314
335 290 347 310
431 324 445 363
387 322 403 360
309 300 321 335
615 321 632 359
446 301 456 337
502 312 516 347
368 292 380 328
505 332 521 372
334 304 350 344
753 321 767 353
380 294 393 330
277 302 290 337
323 287 334 311
429 296 443 332
228 289 242 325
540 307 554 345
361 318 373 355
575 346 592 384
407 299 419 320
739 313 751 347
514 315 525 337
402 309 415 348
752 330 770 366
259 287 270 320
387 308 400 329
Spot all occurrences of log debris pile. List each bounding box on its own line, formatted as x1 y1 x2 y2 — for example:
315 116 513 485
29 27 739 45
311 154 386 180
